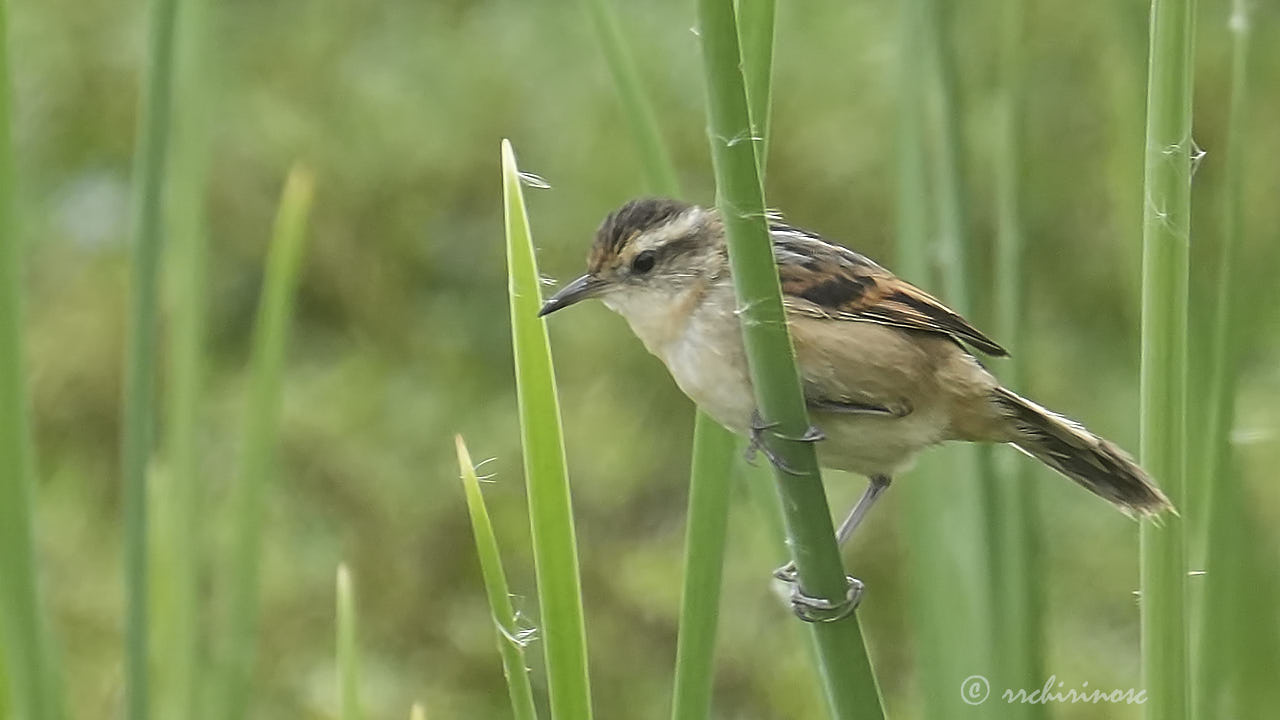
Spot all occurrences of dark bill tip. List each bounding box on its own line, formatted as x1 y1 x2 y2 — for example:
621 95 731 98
538 274 604 317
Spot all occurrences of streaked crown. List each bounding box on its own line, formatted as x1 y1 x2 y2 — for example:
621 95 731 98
588 197 695 274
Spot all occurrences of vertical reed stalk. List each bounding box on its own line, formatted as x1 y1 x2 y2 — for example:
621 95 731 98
154 0 211 715
899 0 997 710
577 4 744 716
122 0 181 716
695 1 884 717
1138 0 1196 717
1194 3 1280 717
217 167 315 720
989 0 1045 714
580 0 681 194
737 0 776 178
669 420 736 720
0 6 66 719
502 139 594 720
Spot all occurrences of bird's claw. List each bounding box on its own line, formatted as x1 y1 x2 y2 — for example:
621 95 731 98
744 410 824 476
772 561 863 623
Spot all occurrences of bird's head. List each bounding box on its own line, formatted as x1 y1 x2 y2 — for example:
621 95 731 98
538 197 726 319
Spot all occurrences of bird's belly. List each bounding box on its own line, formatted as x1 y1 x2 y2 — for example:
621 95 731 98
813 409 946 477
660 318 757 434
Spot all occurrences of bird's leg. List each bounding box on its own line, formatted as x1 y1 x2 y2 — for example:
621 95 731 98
774 474 892 622
743 409 825 476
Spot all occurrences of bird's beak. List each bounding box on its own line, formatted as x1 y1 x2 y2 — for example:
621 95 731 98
538 274 606 317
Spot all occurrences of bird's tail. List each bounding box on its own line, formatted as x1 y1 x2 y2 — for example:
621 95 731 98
991 387 1173 517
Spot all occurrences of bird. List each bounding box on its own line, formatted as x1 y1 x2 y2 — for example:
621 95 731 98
538 196 1172 620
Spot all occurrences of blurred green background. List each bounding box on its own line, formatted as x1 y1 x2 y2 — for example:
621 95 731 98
7 0 1279 717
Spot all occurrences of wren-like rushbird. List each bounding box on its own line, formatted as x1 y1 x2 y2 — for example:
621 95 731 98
539 197 1171 620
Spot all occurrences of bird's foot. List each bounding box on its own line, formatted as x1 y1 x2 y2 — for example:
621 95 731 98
743 410 825 476
772 561 863 623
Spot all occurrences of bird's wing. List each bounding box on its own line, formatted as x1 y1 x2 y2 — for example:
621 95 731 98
771 224 1008 357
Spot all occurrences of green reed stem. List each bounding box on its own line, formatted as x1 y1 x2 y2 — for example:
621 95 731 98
580 0 681 194
898 0 1001 712
121 0 181 715
456 436 539 720
695 1 885 716
153 0 211 715
989 0 1045 715
217 167 314 720
0 6 66 720
577 5 745 716
1137 0 1196 717
669 420 737 720
1194 3 1280 717
737 0 776 178
502 139 594 720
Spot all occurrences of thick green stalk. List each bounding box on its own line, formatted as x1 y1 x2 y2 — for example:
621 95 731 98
1195 3 1280 717
455 436 539 720
0 6 66 720
695 1 884 717
894 0 929 284
217 167 315 720
336 565 362 720
580 0 681 194
1196 0 1248 558
737 0 776 178
899 0 998 711
989 0 1045 715
1138 0 1195 717
923 0 972 307
577 6 744 716
153 0 211 715
122 0 181 716
669 420 737 720
501 139 593 720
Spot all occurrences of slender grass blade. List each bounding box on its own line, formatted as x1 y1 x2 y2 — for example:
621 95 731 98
1138 0 1196 717
216 166 315 720
456 435 539 720
501 139 593 720
336 565 362 720
0 5 66 719
121 0 182 715
152 0 212 715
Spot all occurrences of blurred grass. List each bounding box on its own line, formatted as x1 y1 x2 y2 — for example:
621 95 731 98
0 4 64 719
216 166 315 720
3 1 1280 718
988 0 1046 715
151 0 211 714
120 0 181 715
336 564 362 720
1195 2 1280 717
502 139 593 720
896 0 998 714
455 435 538 720
580 0 680 195
1137 0 1195 716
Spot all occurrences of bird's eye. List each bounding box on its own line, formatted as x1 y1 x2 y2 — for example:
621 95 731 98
631 250 657 275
